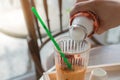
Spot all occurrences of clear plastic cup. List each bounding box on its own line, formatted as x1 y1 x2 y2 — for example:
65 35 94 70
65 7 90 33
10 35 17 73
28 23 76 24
54 36 91 80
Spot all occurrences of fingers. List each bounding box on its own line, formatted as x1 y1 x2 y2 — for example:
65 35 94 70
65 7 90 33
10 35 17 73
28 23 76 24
70 1 95 17
96 27 105 34
70 0 104 34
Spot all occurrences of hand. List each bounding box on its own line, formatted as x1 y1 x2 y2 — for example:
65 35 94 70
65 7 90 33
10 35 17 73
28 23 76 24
70 0 120 34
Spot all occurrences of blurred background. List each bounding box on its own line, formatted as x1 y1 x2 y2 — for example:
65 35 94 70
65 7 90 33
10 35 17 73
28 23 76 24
0 0 120 80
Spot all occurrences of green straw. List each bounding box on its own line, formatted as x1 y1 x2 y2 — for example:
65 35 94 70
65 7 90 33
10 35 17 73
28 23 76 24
31 7 72 69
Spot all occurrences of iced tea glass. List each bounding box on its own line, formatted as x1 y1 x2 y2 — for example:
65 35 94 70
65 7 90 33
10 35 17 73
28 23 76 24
54 36 91 80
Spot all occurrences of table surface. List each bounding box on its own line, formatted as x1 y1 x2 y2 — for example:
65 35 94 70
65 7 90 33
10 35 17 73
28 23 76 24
89 44 120 66
40 44 120 80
